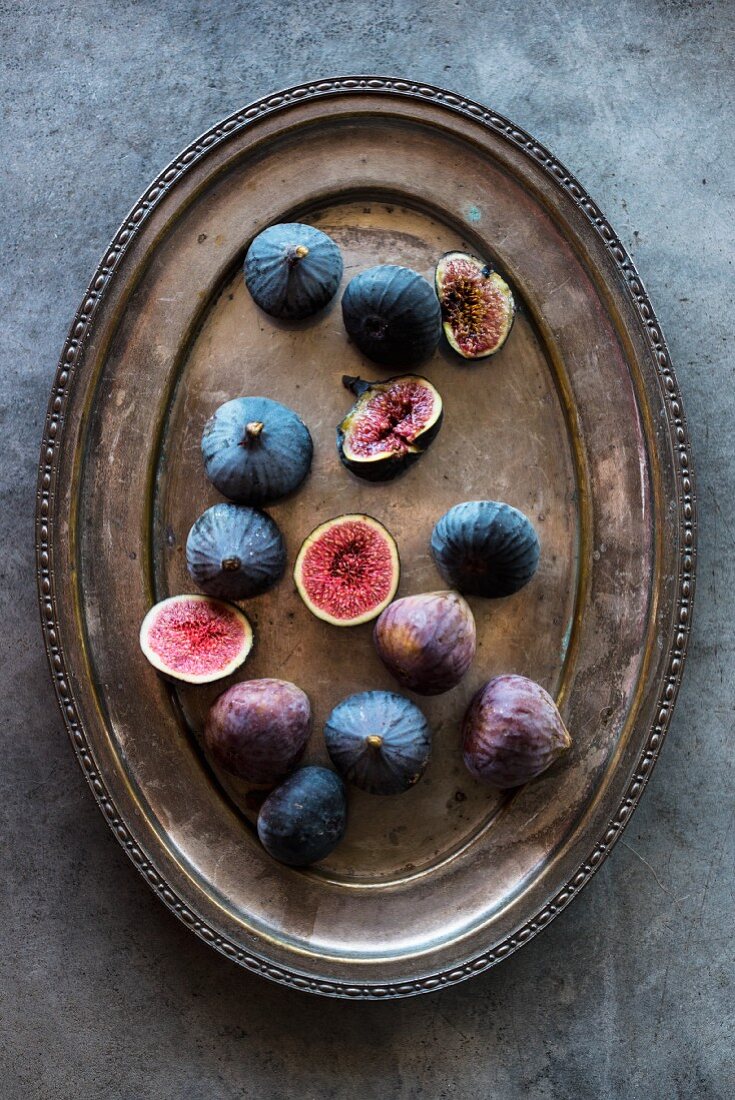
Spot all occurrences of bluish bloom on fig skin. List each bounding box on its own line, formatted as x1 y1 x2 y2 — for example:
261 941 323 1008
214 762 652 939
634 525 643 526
244 222 343 320
186 502 286 601
324 690 431 796
431 500 539 599
341 264 442 366
202 396 313 506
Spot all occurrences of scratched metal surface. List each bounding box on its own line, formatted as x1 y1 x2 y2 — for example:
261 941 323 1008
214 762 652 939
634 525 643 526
41 88 680 992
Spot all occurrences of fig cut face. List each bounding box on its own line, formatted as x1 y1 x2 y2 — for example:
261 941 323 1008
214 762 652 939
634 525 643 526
337 374 443 482
435 251 515 359
293 514 400 626
139 594 253 684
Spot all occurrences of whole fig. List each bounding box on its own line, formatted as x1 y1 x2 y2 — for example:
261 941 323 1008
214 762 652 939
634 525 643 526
374 590 476 695
257 766 347 866
204 678 311 785
462 675 571 788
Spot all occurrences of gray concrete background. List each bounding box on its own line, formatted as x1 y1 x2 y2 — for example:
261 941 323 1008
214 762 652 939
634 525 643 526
2 1 733 1097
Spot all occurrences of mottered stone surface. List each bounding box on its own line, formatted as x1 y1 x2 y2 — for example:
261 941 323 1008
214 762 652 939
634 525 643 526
2 1 733 1097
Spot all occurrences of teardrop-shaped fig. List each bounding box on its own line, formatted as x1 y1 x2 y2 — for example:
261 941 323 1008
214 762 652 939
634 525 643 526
462 674 571 788
374 590 476 695
244 222 343 320
186 502 286 600
341 264 441 365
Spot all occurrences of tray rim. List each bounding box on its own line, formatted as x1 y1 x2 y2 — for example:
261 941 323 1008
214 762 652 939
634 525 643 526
36 75 696 999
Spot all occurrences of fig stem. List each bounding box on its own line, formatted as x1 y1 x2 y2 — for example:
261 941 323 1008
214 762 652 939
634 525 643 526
222 557 242 572
342 375 371 397
242 420 264 443
365 735 384 749
288 244 309 265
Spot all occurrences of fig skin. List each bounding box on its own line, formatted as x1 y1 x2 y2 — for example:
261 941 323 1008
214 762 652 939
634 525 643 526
374 590 476 695
257 766 347 866
324 690 431 795
462 675 571 788
204 678 311 785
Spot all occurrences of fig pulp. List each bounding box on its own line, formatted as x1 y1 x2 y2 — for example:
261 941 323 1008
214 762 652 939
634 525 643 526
139 594 253 684
374 590 476 695
204 678 311 785
337 374 443 482
257 766 347 866
324 690 431 795
462 675 572 788
293 514 400 626
435 252 515 359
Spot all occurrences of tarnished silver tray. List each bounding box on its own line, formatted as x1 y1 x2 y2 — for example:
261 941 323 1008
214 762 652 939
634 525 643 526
37 78 695 998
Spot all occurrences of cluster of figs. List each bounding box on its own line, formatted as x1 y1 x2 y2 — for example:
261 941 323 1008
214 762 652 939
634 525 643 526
139 222 572 868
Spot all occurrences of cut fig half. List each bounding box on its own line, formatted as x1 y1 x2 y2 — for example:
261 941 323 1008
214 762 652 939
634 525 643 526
435 251 515 359
337 374 443 482
294 514 400 626
139 594 253 684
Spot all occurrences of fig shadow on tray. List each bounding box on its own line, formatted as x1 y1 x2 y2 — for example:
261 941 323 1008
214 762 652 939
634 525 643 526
152 196 580 887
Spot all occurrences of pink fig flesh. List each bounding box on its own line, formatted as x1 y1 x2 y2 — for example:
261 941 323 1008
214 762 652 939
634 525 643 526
204 678 311 785
374 590 476 695
462 674 571 788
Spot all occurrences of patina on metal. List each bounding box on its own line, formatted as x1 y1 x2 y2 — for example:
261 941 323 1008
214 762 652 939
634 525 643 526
36 77 695 998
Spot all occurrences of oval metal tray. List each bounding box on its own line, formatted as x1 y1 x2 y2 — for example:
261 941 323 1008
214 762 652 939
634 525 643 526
37 77 695 998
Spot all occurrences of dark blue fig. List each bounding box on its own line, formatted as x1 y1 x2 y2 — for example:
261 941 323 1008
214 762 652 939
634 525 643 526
257 766 347 865
205 678 311 784
341 265 442 366
462 675 572 788
431 500 540 598
202 396 313 505
186 503 286 600
244 222 343 319
324 690 431 795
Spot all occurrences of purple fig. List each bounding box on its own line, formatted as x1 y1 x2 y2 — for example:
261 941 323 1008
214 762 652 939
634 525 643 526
204 678 311 785
373 590 476 695
462 674 571 788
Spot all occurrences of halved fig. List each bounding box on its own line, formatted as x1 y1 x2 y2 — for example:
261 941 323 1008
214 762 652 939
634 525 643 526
337 374 443 482
294 514 400 626
435 251 515 359
139 594 253 684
